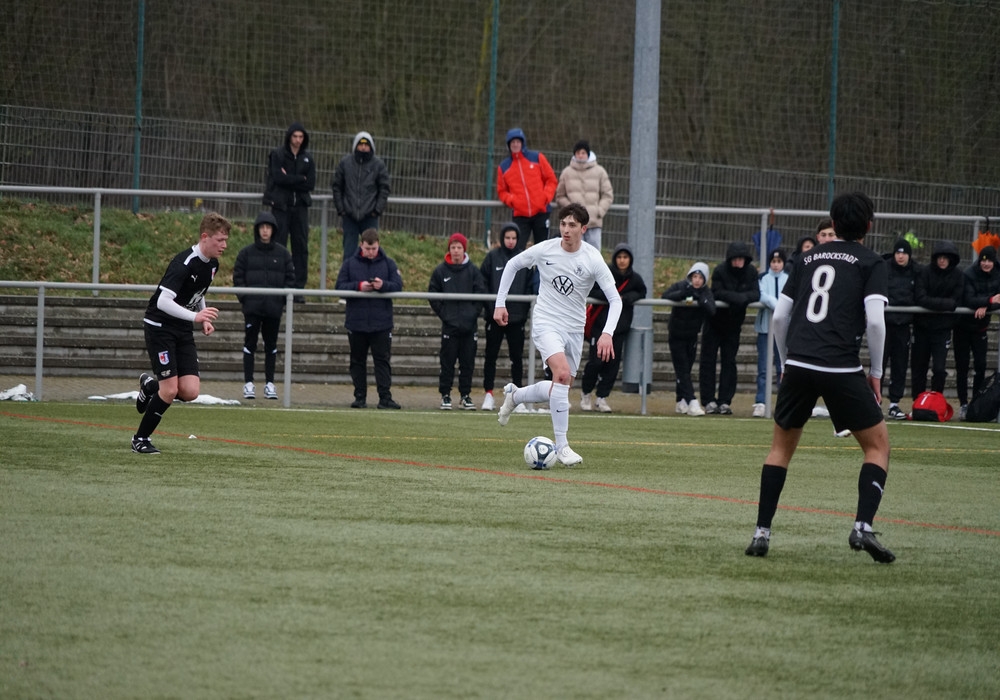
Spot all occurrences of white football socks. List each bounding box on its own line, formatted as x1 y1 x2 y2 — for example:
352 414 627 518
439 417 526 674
517 380 553 405
550 382 570 449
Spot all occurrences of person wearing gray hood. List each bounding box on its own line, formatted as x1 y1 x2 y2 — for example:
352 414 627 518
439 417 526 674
332 131 392 259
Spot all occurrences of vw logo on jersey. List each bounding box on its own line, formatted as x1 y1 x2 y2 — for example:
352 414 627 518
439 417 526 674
552 275 575 296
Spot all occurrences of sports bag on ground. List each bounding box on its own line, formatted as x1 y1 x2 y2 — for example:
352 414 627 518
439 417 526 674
910 391 954 422
965 372 1000 423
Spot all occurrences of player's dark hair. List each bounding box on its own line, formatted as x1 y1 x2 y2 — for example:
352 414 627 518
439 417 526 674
558 202 589 226
360 228 379 245
829 191 874 241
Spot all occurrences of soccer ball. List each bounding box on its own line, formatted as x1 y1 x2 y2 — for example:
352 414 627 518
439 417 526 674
524 435 557 470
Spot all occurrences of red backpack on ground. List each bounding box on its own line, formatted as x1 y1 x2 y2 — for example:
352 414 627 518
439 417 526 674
909 391 954 422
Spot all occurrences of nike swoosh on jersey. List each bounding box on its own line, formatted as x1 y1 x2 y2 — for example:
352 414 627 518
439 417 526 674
443 277 452 282
545 261 556 265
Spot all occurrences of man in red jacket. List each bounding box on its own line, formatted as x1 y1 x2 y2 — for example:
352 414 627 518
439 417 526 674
497 127 558 249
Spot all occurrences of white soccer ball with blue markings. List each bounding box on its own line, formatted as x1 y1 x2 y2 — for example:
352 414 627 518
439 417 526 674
524 435 557 470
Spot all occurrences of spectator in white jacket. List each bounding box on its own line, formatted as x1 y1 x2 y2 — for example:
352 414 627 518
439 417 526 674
555 140 613 251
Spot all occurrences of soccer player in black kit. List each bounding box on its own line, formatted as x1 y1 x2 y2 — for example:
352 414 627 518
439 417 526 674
132 212 232 454
745 192 895 563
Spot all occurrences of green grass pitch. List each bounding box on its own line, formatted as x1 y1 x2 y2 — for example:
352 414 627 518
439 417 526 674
2 403 998 699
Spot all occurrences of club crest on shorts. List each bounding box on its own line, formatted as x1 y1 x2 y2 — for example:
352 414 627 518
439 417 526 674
158 351 170 365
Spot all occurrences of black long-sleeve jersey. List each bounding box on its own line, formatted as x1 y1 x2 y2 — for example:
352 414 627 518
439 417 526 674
143 245 219 329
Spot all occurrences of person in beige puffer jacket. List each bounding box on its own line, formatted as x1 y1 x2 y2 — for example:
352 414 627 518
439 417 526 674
555 140 613 251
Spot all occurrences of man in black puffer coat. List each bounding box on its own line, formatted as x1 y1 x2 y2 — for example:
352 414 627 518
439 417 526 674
700 241 760 414
912 239 964 397
233 211 295 399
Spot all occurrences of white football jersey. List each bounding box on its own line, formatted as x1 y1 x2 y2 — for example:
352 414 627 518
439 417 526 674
496 237 621 334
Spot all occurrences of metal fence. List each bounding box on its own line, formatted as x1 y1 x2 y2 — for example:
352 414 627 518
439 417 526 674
2 184 997 294
3 279 996 423
4 107 1000 263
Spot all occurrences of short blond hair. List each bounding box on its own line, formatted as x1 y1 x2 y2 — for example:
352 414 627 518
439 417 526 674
200 212 232 237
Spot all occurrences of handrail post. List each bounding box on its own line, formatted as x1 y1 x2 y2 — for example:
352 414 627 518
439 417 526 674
35 286 45 400
92 192 102 296
320 200 329 291
283 291 294 407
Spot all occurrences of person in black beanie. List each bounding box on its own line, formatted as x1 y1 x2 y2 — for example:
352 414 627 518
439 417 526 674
882 238 920 419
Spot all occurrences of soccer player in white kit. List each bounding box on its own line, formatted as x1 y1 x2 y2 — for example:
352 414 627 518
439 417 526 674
493 203 623 466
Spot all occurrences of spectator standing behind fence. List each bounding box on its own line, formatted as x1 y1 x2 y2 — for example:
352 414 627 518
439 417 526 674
883 238 919 420
785 235 816 273
661 262 715 416
752 248 788 417
263 122 315 300
335 228 403 410
579 243 646 413
131 213 231 455
233 211 295 401
480 223 535 411
332 131 391 260
699 241 759 415
815 218 837 245
555 140 613 252
911 240 964 399
429 233 487 411
497 127 558 249
954 246 1000 420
